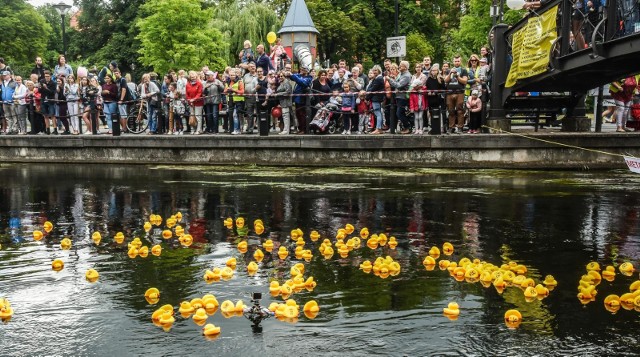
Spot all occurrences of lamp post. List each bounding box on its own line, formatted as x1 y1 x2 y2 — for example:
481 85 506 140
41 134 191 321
52 1 72 57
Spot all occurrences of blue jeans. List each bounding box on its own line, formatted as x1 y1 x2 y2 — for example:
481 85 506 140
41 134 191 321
205 103 219 132
103 102 117 130
232 101 244 132
372 101 383 129
147 102 158 133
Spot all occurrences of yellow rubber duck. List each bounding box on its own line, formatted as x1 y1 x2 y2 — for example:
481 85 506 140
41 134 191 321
85 269 99 283
336 229 346 240
278 246 289 260
247 261 259 275
43 221 53 233
586 261 601 271
429 246 441 259
203 323 221 336
619 262 635 275
280 284 293 298
630 280 640 293
237 241 248 254
438 259 451 270
192 308 208 325
159 311 175 327
322 246 334 260
535 284 549 298
33 230 44 241
620 293 635 310
442 242 454 256
139 246 149 258
543 275 558 286
309 231 320 242
91 232 101 245
338 245 349 258
302 250 313 262
360 260 373 271
221 267 234 280
520 278 535 289
366 236 379 250
204 268 222 283
422 255 436 266
143 222 152 232
269 281 281 295
235 217 245 229
60 238 72 250
255 223 265 235
305 277 317 290
223 217 233 229
191 297 204 309
524 286 538 299
263 239 274 252
443 302 460 316
602 265 616 281
225 257 237 270
179 301 195 316
588 270 602 284
345 224 355 235
234 300 246 313
604 294 621 313
251 249 264 263
114 232 125 244
179 234 193 247
296 237 305 248
504 309 522 328
162 230 172 239
127 247 139 259
175 212 183 222
145 288 160 303
52 259 64 272
378 233 388 246
151 244 162 256
388 236 398 249
0 298 14 319
166 217 177 229
360 228 369 239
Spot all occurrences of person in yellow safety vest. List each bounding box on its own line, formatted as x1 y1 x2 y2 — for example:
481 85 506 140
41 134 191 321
98 61 117 85
609 74 640 132
225 68 245 135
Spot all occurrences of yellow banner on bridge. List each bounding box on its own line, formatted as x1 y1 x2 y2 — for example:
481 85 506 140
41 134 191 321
506 5 558 88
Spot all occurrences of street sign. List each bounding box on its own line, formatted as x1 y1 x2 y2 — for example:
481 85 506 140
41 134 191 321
386 36 406 58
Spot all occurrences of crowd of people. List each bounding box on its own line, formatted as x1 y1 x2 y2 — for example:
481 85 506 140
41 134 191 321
0 33 637 136
0 42 493 137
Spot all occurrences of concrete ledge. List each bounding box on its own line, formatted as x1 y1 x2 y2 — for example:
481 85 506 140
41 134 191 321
0 134 638 169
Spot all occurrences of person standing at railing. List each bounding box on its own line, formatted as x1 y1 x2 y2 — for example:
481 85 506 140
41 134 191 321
203 71 224 134
185 70 205 135
444 55 468 134
366 65 386 135
66 74 80 135
225 69 245 135
387 60 413 134
12 76 28 135
290 65 313 134
140 73 160 135
38 70 57 135
275 71 292 135
1 71 16 134
114 70 132 134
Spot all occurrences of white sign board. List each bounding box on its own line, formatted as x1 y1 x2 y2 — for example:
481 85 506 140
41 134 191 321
386 36 406 58
624 156 640 174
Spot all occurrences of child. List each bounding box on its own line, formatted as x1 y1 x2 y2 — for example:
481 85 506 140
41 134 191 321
340 82 357 135
169 82 185 135
466 90 483 134
356 90 369 134
409 78 427 134
239 40 254 64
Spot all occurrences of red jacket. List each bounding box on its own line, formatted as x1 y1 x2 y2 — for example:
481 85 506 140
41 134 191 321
185 80 204 106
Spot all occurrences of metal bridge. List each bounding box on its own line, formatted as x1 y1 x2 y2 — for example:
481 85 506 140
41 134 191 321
489 0 640 129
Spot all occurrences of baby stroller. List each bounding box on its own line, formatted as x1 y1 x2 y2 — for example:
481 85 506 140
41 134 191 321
309 102 340 134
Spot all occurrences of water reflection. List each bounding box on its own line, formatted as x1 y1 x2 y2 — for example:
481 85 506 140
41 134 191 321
0 164 639 355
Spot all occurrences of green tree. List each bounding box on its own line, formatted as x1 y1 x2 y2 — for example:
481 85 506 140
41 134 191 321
137 0 228 74
71 0 146 77
405 32 435 66
0 0 51 75
211 1 280 66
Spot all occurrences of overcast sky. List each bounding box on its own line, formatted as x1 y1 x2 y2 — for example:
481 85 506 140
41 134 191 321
28 0 63 8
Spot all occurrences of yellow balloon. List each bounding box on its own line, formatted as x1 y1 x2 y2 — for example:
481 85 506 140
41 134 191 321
267 31 277 44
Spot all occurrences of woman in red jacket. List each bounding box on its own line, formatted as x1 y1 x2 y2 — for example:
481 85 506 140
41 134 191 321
185 70 204 134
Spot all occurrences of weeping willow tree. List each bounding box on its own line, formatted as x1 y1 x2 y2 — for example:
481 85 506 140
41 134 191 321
211 1 281 65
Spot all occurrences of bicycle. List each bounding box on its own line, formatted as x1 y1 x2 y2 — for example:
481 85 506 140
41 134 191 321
126 100 149 134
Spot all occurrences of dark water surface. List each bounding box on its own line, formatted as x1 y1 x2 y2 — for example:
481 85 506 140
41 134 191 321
0 164 639 356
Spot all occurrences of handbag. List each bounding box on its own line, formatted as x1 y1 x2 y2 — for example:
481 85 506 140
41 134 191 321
189 115 197 127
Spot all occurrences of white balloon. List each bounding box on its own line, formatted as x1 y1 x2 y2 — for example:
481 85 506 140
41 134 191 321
506 0 526 10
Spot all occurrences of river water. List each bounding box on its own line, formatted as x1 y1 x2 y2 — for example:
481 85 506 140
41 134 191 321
0 164 639 356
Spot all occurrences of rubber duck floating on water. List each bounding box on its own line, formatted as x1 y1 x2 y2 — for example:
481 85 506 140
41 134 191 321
443 302 460 320
203 323 221 337
60 238 72 250
0 298 14 321
52 259 64 272
504 309 522 328
85 269 99 283
145 288 160 304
